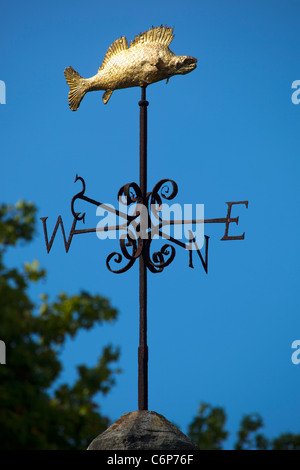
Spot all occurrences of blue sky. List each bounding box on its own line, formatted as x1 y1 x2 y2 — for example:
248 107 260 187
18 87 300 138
1 0 300 449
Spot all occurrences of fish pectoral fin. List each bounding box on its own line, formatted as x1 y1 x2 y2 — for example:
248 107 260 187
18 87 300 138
166 77 170 84
102 90 114 104
141 61 158 73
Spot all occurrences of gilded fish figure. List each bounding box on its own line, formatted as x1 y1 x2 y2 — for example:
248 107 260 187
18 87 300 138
64 25 197 110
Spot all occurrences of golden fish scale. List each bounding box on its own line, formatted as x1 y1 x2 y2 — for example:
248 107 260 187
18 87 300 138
92 43 175 91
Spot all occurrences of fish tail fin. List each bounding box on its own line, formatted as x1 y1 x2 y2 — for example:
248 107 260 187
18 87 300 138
64 66 86 111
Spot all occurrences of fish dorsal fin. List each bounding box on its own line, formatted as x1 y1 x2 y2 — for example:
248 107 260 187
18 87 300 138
98 36 128 72
129 25 174 49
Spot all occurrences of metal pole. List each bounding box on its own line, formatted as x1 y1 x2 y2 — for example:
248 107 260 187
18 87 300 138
138 86 148 410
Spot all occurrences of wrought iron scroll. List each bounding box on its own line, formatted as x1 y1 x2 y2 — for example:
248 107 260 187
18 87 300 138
41 174 248 275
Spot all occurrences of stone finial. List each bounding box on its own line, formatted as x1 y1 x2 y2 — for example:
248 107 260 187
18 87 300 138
87 410 199 450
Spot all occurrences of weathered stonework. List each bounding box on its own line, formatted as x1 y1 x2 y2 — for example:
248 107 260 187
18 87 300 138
87 410 199 450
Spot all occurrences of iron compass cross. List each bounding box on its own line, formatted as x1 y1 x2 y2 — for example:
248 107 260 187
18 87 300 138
41 26 248 411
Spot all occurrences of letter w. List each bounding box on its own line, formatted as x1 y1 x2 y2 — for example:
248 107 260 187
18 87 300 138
40 216 78 253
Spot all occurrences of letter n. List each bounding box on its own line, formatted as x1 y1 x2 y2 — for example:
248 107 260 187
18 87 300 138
40 216 78 253
188 234 209 273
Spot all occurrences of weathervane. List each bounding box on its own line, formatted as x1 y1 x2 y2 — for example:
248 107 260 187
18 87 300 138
41 26 248 411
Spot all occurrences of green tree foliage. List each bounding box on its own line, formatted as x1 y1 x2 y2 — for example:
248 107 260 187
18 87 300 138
0 201 120 450
272 433 300 450
188 402 300 450
187 402 228 450
234 413 269 450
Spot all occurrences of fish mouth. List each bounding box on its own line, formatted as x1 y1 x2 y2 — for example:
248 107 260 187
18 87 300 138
178 56 197 74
